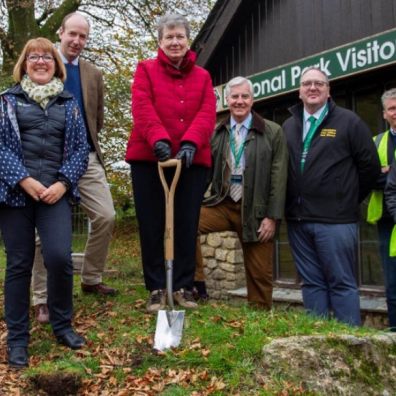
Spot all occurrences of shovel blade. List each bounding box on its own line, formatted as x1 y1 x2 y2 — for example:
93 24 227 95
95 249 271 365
154 309 185 351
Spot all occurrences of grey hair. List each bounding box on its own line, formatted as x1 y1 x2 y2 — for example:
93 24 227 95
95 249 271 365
381 88 396 108
300 66 329 84
224 76 253 98
157 14 190 41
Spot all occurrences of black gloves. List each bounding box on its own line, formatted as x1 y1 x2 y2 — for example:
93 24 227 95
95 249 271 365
153 140 171 162
176 142 196 168
154 140 196 167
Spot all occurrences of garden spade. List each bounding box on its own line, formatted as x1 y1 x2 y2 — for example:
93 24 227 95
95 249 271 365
154 159 185 351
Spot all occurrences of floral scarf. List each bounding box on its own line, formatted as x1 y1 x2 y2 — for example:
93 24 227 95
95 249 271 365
21 75 64 109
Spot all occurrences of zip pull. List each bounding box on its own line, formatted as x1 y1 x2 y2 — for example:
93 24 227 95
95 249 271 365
0 97 5 127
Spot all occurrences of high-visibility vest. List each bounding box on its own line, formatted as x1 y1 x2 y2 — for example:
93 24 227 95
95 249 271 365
369 131 396 257
389 148 396 256
366 131 389 225
391 225 396 257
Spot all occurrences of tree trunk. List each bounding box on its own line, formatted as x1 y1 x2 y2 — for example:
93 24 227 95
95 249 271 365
1 0 81 76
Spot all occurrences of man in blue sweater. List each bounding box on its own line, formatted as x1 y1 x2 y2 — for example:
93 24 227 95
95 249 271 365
32 12 116 323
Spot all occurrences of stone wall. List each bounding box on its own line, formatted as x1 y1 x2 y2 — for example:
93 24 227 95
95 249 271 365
200 232 390 330
200 231 246 299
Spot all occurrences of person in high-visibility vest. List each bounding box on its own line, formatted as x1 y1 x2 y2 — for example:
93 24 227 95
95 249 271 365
375 88 396 332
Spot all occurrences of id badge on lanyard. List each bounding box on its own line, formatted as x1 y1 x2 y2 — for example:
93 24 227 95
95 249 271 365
230 174 243 184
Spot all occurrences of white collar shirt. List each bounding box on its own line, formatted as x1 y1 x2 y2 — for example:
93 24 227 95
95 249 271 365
58 50 79 66
229 113 252 172
303 104 327 141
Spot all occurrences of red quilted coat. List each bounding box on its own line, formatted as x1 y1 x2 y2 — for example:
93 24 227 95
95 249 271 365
125 48 216 167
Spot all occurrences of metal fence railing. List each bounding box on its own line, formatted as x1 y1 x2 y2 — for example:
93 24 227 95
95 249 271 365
71 205 89 252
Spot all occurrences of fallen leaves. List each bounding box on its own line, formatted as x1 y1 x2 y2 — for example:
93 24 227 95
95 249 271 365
0 230 235 395
121 367 219 395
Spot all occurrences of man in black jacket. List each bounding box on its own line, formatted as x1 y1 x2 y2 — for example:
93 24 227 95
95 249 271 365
283 67 380 326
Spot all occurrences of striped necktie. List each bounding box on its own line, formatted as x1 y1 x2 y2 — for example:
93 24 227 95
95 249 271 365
230 123 243 202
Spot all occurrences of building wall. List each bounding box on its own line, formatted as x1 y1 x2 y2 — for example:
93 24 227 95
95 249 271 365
206 0 396 86
193 0 396 291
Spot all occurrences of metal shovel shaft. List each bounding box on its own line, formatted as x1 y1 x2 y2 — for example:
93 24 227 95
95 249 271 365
166 259 175 311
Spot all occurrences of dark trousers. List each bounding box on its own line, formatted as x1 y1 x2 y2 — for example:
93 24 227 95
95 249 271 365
377 218 396 330
195 199 274 309
130 162 208 291
287 221 361 326
0 196 73 347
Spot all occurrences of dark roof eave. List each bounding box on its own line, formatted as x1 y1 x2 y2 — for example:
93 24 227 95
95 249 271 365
191 0 243 67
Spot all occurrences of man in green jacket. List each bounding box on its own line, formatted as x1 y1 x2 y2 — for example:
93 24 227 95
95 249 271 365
195 76 288 309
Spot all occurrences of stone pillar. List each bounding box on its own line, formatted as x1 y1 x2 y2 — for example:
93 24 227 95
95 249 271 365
200 231 245 299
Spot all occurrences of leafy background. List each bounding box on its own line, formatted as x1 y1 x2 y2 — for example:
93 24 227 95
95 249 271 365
0 0 215 216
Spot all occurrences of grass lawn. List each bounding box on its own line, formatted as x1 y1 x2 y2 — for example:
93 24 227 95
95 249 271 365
0 219 382 395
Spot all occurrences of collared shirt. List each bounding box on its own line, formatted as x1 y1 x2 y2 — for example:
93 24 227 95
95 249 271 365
58 50 79 65
229 113 252 172
302 104 327 141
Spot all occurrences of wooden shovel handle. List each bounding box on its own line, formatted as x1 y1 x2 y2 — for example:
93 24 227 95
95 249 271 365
158 159 182 260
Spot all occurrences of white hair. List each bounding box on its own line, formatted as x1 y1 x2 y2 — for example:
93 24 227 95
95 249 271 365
224 76 253 98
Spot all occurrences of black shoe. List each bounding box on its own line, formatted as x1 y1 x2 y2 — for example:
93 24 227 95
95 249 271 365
56 330 86 349
81 282 117 296
193 281 209 301
7 346 29 369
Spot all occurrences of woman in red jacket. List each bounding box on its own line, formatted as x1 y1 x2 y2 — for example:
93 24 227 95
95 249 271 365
125 14 216 312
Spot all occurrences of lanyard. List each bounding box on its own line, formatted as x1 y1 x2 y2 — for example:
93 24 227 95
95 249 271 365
300 104 328 171
229 121 251 170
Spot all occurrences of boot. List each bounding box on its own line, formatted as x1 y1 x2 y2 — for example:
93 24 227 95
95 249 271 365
192 281 209 301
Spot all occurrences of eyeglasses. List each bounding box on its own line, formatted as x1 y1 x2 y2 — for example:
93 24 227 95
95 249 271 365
301 80 328 88
26 54 54 63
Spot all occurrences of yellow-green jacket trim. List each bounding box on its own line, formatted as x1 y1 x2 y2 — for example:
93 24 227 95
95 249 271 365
367 131 389 225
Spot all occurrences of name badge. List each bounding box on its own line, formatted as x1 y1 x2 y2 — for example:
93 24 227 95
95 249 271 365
231 174 243 184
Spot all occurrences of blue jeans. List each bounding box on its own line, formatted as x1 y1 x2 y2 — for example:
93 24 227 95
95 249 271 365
287 221 361 326
377 218 396 330
0 196 74 347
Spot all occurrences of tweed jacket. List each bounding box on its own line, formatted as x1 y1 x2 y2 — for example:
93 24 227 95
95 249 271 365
0 86 89 207
204 111 288 242
79 59 105 167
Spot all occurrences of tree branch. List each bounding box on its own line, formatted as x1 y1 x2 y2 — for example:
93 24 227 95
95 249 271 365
40 0 82 40
82 9 115 28
36 5 56 25
126 3 157 42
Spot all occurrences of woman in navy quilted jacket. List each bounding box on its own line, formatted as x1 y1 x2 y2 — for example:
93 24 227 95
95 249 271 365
0 37 89 368
125 14 216 313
